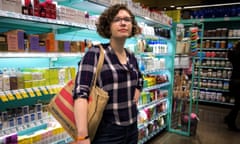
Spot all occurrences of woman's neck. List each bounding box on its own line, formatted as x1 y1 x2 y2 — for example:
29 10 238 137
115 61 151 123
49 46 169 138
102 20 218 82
110 38 125 53
110 38 127 64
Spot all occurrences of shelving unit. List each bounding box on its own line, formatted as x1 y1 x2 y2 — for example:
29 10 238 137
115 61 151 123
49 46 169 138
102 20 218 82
0 0 175 143
181 16 240 106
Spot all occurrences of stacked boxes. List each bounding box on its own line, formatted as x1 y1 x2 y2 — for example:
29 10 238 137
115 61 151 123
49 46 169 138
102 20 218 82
0 0 21 13
6 30 25 52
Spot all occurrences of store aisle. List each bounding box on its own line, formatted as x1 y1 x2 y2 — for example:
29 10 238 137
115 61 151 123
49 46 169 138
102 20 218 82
146 105 240 144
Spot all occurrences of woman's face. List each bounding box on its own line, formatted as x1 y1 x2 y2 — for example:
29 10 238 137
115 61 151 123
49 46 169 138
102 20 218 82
110 9 133 39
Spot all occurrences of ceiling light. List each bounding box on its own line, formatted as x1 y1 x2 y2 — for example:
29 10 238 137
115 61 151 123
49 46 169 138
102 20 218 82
176 7 182 10
184 2 240 9
170 5 175 8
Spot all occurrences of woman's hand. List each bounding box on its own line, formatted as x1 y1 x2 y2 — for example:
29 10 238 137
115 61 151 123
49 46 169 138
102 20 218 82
133 88 141 104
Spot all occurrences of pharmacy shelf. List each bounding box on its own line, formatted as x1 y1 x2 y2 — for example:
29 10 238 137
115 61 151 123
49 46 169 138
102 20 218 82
55 0 172 28
0 52 84 58
0 10 95 35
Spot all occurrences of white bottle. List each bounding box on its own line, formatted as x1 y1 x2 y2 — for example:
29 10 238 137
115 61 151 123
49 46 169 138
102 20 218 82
0 70 3 91
2 68 10 91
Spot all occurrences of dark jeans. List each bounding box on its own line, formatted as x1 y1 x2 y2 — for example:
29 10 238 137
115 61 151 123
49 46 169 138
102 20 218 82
92 120 138 144
226 80 240 125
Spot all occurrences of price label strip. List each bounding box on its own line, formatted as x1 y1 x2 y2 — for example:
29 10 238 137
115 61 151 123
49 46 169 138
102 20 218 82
26 88 35 97
13 90 23 100
4 91 15 101
39 87 49 95
47 86 54 95
32 87 42 96
19 89 29 98
0 92 8 102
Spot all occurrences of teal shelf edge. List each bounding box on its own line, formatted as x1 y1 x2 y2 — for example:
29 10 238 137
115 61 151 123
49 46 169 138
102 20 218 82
18 123 47 136
0 93 55 112
180 16 240 23
198 99 234 106
168 128 190 136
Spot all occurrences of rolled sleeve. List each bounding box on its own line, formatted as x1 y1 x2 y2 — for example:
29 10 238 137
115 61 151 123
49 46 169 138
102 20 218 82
73 48 99 100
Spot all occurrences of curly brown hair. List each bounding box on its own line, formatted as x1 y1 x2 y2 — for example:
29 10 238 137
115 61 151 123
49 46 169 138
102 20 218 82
96 4 139 39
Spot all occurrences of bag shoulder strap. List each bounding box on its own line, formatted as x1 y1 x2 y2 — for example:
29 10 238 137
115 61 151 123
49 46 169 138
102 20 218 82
91 44 104 87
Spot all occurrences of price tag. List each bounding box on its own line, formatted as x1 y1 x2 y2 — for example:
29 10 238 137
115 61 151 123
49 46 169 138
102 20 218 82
56 86 62 93
47 86 54 95
19 89 29 98
4 91 15 101
39 87 49 95
26 88 35 97
0 92 8 102
32 87 42 96
13 90 22 100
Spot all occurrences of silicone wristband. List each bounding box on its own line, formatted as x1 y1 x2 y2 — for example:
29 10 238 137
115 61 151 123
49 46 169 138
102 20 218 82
76 135 89 141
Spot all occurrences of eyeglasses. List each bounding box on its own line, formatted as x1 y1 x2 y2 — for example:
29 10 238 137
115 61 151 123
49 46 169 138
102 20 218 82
112 17 132 23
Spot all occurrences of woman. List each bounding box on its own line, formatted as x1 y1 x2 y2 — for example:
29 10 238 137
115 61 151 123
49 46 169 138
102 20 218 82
224 41 240 132
72 4 143 144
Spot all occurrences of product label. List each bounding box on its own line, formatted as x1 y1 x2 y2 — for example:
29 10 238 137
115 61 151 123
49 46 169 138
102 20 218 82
13 90 22 99
19 89 28 98
47 86 54 95
26 88 35 97
4 91 15 101
39 87 49 95
32 87 42 96
0 92 8 102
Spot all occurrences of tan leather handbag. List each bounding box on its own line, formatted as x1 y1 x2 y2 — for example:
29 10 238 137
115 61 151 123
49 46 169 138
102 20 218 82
48 45 109 141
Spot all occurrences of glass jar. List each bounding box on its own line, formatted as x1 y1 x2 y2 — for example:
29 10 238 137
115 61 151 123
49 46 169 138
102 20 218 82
216 70 222 78
217 81 223 89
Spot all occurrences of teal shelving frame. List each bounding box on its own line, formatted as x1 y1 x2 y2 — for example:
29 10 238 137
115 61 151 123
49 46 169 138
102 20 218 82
181 16 240 107
168 22 204 136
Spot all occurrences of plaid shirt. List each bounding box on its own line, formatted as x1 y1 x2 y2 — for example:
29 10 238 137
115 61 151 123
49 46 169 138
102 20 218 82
73 43 143 126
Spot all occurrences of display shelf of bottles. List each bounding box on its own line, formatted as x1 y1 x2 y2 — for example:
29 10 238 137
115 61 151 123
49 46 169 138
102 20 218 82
138 124 167 144
180 16 240 24
0 114 49 137
0 85 61 111
0 52 84 58
195 66 232 70
193 87 229 92
138 97 167 111
143 82 170 92
0 10 94 34
56 0 172 28
198 99 234 106
195 57 228 61
203 37 240 40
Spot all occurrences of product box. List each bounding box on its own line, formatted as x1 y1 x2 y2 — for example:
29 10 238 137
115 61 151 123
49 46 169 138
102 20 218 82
57 40 71 52
0 35 7 51
0 0 21 13
70 41 80 52
6 30 25 52
39 33 57 52
28 35 40 52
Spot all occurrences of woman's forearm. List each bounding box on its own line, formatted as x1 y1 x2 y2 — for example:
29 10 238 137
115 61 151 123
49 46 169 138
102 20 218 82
74 98 89 137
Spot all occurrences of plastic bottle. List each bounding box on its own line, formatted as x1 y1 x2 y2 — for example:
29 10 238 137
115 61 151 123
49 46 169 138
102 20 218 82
2 68 10 91
0 70 3 91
